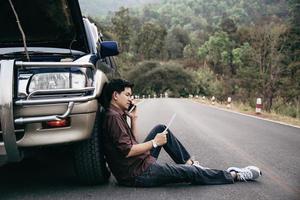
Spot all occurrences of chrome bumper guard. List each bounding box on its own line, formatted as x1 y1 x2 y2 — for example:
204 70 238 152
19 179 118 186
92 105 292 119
14 61 101 124
0 60 21 162
0 60 104 163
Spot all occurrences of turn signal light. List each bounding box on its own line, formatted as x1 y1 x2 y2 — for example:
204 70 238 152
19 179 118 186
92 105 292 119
43 118 70 128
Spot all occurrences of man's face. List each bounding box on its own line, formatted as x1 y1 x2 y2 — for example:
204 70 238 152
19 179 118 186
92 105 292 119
114 87 133 111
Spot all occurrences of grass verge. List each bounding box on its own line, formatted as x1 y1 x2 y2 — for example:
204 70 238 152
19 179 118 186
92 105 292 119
192 98 300 127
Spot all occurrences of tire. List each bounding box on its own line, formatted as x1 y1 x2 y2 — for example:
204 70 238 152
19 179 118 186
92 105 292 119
73 110 110 185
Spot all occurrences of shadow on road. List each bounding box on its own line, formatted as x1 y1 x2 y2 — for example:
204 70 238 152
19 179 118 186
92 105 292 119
0 153 267 200
0 153 108 199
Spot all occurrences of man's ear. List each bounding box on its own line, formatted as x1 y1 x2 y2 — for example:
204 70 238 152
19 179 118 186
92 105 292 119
112 91 119 100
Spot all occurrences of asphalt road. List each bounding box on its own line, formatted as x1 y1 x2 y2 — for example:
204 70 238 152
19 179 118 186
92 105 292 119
0 98 299 200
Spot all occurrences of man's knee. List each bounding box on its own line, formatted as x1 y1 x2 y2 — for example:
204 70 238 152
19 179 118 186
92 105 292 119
154 124 166 132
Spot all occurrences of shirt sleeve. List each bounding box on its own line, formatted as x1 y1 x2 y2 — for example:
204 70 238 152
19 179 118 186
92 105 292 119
107 115 133 157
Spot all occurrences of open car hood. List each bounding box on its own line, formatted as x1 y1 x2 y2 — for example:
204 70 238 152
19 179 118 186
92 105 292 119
0 0 89 53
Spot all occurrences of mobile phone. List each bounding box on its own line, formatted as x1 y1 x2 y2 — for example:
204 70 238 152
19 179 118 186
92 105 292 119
128 103 136 113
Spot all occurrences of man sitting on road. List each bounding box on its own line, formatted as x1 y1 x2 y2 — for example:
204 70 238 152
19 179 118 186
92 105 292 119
102 78 262 187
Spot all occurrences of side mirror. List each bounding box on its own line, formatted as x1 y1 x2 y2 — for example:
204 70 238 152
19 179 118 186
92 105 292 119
100 41 119 58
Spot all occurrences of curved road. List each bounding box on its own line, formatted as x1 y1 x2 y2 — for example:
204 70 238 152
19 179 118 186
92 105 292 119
0 98 299 200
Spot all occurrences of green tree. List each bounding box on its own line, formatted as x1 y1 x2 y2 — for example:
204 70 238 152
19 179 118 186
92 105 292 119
232 43 260 102
183 44 198 60
279 0 300 117
165 26 190 59
197 32 232 75
134 22 167 59
111 7 132 52
220 16 239 75
193 67 224 97
249 20 289 111
232 43 254 68
220 16 237 35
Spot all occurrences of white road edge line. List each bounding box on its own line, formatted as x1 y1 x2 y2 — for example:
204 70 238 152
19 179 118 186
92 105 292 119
191 100 300 129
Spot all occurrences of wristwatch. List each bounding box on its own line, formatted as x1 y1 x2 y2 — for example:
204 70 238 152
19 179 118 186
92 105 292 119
151 139 158 148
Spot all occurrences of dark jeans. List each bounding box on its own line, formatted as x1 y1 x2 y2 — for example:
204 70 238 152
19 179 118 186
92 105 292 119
133 124 234 187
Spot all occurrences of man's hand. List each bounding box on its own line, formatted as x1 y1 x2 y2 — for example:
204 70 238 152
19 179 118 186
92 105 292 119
126 104 138 120
126 100 138 138
153 131 168 146
126 131 168 158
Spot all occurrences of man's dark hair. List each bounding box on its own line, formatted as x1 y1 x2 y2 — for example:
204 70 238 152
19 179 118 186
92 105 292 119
101 79 134 109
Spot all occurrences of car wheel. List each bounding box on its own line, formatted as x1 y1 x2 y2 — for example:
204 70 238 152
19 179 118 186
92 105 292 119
73 110 110 185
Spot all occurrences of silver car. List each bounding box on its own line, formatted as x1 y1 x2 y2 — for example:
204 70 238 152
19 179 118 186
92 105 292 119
0 0 118 185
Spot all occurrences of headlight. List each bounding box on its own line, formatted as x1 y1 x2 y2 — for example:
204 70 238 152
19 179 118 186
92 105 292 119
28 72 86 93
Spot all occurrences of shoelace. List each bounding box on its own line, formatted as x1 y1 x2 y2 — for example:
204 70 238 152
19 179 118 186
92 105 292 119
237 168 253 182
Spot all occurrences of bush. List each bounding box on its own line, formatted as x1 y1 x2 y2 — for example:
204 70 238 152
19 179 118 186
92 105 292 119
192 67 224 97
272 98 299 118
126 61 195 97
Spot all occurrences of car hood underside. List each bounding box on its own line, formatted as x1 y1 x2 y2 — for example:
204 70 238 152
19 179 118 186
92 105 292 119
0 0 89 53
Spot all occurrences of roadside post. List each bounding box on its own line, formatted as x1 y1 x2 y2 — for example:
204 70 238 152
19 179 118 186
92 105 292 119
256 98 262 114
227 97 232 108
211 96 216 105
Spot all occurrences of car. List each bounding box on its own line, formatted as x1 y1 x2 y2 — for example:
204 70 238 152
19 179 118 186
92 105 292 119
0 0 119 185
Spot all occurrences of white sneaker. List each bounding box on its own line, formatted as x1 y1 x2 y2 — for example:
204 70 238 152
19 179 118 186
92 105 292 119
227 166 262 181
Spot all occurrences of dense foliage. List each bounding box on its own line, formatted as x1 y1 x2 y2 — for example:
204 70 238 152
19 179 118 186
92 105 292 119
82 0 300 118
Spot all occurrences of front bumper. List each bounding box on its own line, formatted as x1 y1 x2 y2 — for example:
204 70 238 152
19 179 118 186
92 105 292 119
15 100 98 147
0 60 107 165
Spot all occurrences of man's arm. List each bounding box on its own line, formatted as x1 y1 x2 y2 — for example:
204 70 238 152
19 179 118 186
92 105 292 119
126 141 153 158
126 132 167 158
130 116 138 139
